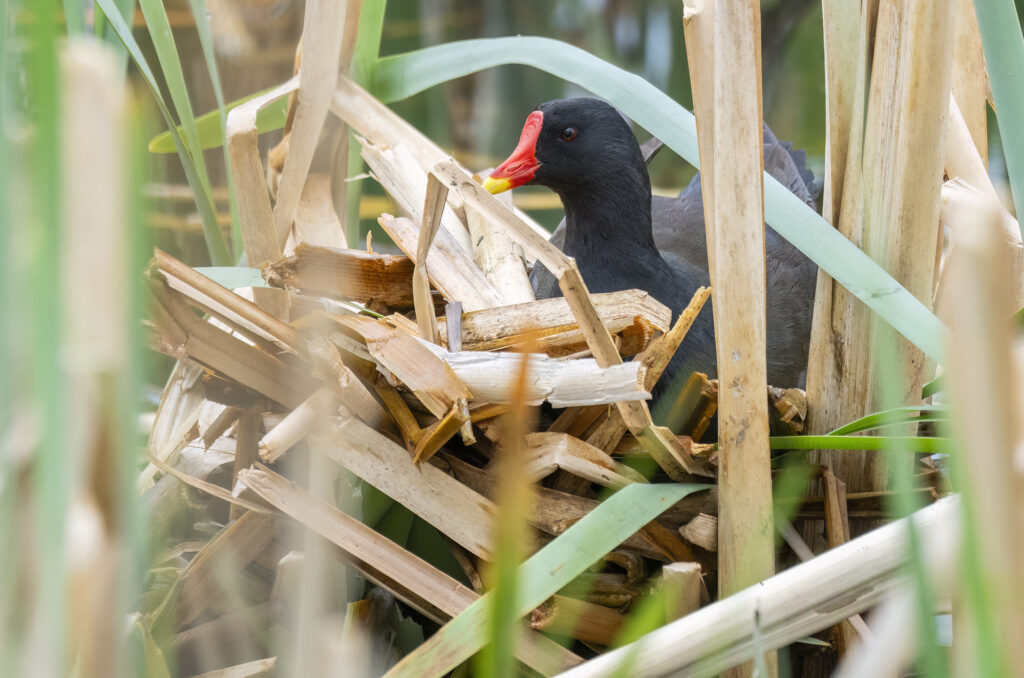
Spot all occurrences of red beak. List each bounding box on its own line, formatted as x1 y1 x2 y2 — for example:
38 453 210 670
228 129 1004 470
482 111 543 194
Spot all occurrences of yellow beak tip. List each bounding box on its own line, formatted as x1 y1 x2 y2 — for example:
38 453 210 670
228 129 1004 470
481 176 512 195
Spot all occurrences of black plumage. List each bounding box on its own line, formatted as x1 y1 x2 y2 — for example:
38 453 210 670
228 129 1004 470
492 97 818 399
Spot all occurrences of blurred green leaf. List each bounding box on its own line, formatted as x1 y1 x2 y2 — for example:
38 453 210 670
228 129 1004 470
95 0 231 266
828 405 949 436
147 87 289 154
384 483 707 678
187 0 242 258
973 0 1024 234
771 435 952 453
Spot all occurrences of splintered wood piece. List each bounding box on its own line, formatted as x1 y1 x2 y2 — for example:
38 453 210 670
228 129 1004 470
520 432 647 490
330 76 550 246
225 76 298 317
414 173 449 342
823 469 851 548
530 596 626 646
637 425 715 479
639 286 711 390
146 281 314 409
154 248 304 353
437 289 670 355
372 375 422 446
202 405 240 450
412 400 469 464
662 372 719 439
680 513 718 552
333 314 471 419
235 466 583 675
263 244 415 311
465 202 535 305
258 386 339 463
767 386 807 435
230 407 262 521
271 0 346 248
357 135 472 255
417 342 649 407
304 332 393 430
172 511 281 628
378 213 502 312
310 416 495 559
662 562 704 621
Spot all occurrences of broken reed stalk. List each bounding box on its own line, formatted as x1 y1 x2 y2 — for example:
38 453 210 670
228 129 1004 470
944 205 1024 673
806 0 953 518
271 0 346 248
414 173 449 342
555 497 960 678
225 76 298 316
235 465 583 675
951 0 988 161
698 6 776 678
61 40 130 678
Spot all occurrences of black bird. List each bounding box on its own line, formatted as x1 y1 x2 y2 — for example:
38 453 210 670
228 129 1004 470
482 98 817 401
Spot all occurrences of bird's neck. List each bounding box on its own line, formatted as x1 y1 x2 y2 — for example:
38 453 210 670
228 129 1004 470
559 169 657 260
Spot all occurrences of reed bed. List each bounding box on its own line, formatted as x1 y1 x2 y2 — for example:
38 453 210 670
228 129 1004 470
3 1 1024 677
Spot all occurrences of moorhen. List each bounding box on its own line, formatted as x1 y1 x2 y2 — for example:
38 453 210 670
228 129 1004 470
482 98 817 398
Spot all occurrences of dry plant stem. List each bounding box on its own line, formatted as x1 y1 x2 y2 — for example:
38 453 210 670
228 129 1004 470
258 387 339 463
287 173 346 252
147 281 314 409
682 0 716 274
230 407 261 521
202 405 239 450
705 9 775 678
778 526 871 640
804 0 878 507
662 562 704 621
272 0 346 248
951 0 988 161
822 469 859 656
414 173 449 342
263 244 415 310
944 208 1024 672
170 512 281 629
819 0 862 225
807 0 952 506
236 466 582 675
436 289 670 355
639 286 710 390
226 76 298 317
418 343 650 407
944 96 999 201
360 141 475 257
530 596 625 646
61 42 128 678
465 202 535 304
520 432 647 490
554 497 961 678
311 416 495 559
330 76 549 246
154 248 305 353
937 180 1024 311
377 213 501 312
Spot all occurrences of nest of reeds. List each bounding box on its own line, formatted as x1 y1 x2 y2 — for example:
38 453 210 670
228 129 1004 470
140 37 954 678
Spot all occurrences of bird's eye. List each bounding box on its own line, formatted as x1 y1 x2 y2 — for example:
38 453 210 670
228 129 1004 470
560 127 579 142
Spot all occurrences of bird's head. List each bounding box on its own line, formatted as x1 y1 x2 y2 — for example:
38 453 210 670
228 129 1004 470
482 98 644 197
